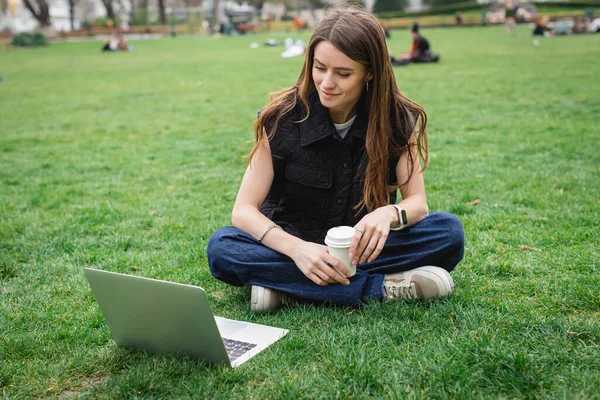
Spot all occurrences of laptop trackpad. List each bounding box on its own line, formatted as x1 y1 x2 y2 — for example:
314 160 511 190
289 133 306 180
214 316 249 338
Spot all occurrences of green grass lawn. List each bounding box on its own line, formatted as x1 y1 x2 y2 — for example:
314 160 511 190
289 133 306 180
1 26 599 398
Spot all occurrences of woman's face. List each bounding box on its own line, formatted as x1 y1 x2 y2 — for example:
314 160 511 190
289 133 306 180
312 40 371 123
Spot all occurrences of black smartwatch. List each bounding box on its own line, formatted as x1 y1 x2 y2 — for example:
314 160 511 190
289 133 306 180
390 205 407 231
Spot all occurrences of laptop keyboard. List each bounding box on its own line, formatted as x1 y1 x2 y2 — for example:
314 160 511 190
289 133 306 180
222 338 257 361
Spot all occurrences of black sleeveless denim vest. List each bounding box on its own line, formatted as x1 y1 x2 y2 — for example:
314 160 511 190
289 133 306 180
259 91 403 244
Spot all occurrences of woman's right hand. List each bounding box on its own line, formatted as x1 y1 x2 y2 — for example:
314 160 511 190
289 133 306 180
290 242 351 286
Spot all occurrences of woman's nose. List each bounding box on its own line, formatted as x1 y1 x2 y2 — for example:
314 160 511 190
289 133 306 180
321 73 335 89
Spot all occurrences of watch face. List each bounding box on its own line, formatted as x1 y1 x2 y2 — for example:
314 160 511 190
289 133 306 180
400 208 407 225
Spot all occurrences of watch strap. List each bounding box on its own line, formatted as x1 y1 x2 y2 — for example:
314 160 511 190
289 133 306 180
390 205 407 231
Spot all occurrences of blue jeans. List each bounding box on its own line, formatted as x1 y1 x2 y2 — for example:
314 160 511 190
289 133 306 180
207 212 464 308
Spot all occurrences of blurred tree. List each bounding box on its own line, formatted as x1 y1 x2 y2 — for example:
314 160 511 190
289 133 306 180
67 0 81 30
114 0 129 20
79 0 97 28
138 0 149 25
373 0 407 14
246 0 327 14
182 0 203 24
423 0 468 6
158 0 166 24
307 0 325 10
127 0 135 21
100 0 116 20
347 0 365 8
214 0 220 26
247 0 266 12
23 0 51 26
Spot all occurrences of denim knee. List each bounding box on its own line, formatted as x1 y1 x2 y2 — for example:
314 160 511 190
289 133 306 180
206 226 238 276
437 212 465 265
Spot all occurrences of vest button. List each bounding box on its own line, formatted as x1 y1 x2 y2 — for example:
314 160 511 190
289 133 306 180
337 199 343 205
343 162 349 168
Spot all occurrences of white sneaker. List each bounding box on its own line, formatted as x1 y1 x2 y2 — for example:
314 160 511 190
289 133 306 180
383 266 454 301
250 285 287 312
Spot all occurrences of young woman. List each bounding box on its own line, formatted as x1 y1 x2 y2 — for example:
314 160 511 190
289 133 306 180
207 8 464 312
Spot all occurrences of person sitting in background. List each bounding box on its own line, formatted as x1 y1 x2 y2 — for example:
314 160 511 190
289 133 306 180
589 17 600 33
572 17 588 34
532 16 552 36
505 0 517 35
293 18 308 30
102 35 118 52
455 12 463 25
383 24 391 38
554 19 571 35
390 23 439 66
117 35 131 51
102 34 131 52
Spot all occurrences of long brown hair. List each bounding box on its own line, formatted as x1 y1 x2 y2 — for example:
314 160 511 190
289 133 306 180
249 7 428 213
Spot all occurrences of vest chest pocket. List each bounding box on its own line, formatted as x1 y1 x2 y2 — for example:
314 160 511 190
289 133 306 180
283 162 332 220
285 162 332 189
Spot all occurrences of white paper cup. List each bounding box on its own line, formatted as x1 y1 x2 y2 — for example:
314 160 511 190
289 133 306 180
324 226 356 277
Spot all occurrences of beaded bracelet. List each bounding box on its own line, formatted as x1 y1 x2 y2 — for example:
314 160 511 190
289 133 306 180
257 223 282 242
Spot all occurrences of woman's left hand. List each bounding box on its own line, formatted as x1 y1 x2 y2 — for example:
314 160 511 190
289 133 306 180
349 205 396 265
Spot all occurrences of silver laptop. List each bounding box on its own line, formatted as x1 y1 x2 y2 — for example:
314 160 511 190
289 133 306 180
84 268 289 367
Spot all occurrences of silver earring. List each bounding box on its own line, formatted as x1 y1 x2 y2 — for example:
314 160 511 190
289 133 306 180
366 81 369 92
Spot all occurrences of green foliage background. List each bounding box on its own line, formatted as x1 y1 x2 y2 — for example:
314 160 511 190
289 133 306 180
374 0 409 14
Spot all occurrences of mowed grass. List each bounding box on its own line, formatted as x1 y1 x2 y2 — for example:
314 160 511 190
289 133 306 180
1 26 599 398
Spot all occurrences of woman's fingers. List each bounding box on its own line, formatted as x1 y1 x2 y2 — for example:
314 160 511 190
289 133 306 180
321 259 350 285
351 227 371 265
308 273 327 286
367 233 388 263
306 259 349 286
349 228 364 263
358 235 377 264
356 227 375 264
313 265 336 285
294 243 352 286
324 253 351 278
311 266 347 285
311 258 349 285
358 228 388 264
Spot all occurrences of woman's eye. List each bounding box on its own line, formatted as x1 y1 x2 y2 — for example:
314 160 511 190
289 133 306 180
338 73 350 78
315 66 325 71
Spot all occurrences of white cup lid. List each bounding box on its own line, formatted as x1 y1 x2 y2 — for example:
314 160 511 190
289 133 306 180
324 226 355 247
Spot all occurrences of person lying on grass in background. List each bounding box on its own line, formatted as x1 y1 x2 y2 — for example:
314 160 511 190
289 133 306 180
102 34 132 52
207 7 464 312
390 22 440 66
532 16 553 36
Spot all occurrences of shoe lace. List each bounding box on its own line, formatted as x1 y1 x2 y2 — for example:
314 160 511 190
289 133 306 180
385 280 417 300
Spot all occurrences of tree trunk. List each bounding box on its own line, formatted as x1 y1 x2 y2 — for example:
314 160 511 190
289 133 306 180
213 0 219 26
129 0 135 21
158 0 166 24
23 0 51 26
69 0 75 30
101 0 115 20
140 0 148 24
